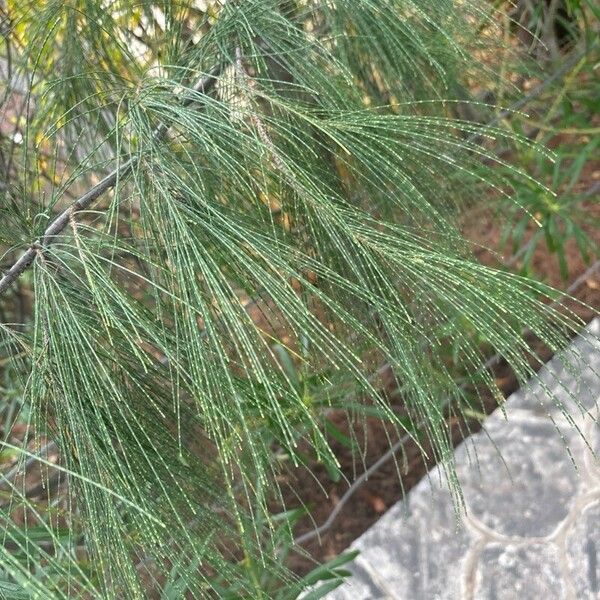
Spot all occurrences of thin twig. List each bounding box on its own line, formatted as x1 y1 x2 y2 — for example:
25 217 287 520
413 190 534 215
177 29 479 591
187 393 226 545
0 65 222 298
0 440 57 491
478 42 594 133
294 258 600 546
0 40 591 298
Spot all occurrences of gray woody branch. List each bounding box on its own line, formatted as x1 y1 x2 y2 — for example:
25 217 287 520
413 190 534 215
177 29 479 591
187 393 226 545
0 65 222 297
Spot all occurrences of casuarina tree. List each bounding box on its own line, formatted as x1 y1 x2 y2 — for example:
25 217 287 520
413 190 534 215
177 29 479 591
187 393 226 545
0 1 588 597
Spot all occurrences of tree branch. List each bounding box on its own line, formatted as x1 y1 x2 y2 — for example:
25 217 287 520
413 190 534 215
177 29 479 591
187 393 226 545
1 40 592 299
0 65 222 298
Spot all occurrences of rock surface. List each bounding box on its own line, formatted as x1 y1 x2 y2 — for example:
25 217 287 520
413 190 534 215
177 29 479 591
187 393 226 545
327 318 600 600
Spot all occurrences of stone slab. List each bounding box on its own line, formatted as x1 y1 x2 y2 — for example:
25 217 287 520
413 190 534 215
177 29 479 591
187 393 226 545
327 318 600 600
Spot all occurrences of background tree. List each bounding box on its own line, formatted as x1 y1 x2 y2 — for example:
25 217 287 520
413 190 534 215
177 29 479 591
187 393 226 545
0 1 594 597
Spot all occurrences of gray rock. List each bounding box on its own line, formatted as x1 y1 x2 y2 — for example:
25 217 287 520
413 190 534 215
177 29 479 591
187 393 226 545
456 415 584 538
473 543 567 600
343 477 474 600
587 418 600 480
326 318 600 600
510 319 600 421
565 500 600 600
325 556 389 600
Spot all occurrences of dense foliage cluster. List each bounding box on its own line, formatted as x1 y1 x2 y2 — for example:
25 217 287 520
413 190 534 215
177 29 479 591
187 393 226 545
0 1 594 597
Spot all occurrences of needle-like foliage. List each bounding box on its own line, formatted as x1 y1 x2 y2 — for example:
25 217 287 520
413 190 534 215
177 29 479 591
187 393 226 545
0 1 590 597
